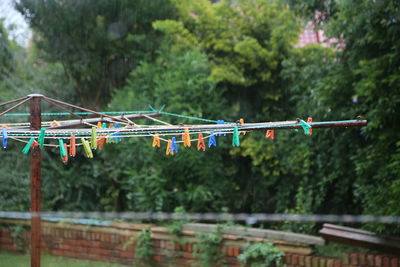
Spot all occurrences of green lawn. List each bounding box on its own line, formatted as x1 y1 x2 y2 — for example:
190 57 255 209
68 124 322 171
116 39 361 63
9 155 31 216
0 250 127 267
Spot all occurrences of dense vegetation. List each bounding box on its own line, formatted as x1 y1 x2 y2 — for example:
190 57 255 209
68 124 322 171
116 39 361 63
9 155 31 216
0 0 399 235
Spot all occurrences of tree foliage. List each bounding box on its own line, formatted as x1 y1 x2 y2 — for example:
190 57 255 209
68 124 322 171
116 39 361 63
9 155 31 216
15 0 175 108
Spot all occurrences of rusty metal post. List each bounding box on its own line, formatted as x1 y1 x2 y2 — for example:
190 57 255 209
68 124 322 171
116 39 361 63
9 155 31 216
29 94 42 267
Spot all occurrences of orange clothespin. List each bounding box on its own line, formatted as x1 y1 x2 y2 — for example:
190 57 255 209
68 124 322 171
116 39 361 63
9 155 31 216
183 128 191 147
50 120 61 127
197 133 206 151
166 139 174 156
152 134 161 148
307 117 313 135
265 130 274 140
97 136 105 149
239 118 247 135
97 122 102 129
69 135 76 157
62 143 68 163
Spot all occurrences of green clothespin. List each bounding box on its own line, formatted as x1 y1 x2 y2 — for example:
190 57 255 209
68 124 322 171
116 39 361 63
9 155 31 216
232 126 240 147
38 128 45 149
81 138 93 158
22 138 35 154
59 139 67 158
91 127 97 149
299 119 312 135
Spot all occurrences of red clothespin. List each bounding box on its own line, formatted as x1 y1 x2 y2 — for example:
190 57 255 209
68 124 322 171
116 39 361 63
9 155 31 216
97 136 105 149
69 135 76 157
265 130 274 140
307 117 313 135
197 133 206 151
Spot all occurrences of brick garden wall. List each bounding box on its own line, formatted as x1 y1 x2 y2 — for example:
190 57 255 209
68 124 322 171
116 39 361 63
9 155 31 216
0 219 399 266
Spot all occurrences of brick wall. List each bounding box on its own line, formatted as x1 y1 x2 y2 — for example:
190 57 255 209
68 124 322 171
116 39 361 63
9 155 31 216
285 253 399 267
0 219 399 267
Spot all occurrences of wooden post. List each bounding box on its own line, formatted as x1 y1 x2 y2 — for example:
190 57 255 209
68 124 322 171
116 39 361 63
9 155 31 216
29 94 42 267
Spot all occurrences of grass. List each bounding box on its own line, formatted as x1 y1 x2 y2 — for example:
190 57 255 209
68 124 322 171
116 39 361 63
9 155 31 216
0 250 127 267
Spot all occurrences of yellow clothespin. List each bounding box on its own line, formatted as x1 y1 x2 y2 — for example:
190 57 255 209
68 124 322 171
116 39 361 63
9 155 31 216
239 118 247 135
183 128 191 147
152 134 161 148
50 120 61 127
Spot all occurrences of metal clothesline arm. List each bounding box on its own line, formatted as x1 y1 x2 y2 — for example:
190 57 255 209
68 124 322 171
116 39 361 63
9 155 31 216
0 97 32 117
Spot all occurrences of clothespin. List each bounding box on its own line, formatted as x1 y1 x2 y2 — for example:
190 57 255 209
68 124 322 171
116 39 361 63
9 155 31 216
307 117 313 135
166 139 174 156
115 124 122 142
62 143 68 163
107 123 114 143
38 128 45 149
208 132 217 147
32 140 38 148
81 138 93 158
265 130 274 140
97 136 105 149
97 122 102 129
232 126 240 147
102 123 107 128
59 139 67 158
69 135 76 157
91 127 98 149
171 137 178 153
22 138 35 154
152 134 161 148
238 118 247 135
2 128 8 148
50 120 61 127
110 124 121 144
299 119 312 135
216 120 226 136
197 133 206 151
183 128 191 147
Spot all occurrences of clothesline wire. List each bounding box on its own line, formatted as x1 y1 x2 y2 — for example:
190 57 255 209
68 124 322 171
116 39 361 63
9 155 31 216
2 109 223 123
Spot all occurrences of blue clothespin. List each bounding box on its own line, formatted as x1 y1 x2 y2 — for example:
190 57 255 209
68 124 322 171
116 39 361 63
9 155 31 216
208 132 217 147
299 119 312 135
110 123 122 143
170 137 178 153
2 128 8 148
216 120 226 136
115 124 122 141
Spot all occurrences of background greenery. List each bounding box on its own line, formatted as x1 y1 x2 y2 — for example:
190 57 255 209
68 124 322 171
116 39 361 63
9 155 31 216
0 0 398 236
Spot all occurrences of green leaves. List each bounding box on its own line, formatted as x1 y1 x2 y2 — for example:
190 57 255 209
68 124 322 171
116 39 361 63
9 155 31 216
16 0 176 108
238 242 285 267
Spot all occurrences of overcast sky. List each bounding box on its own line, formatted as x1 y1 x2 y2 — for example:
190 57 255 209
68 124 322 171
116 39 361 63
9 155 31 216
0 0 31 46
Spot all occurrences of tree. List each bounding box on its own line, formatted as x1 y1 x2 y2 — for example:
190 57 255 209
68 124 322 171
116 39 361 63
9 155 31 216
15 0 175 109
153 0 300 120
325 0 400 234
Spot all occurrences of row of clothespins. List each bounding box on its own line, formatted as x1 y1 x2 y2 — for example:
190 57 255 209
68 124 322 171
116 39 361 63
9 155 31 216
15 122 123 163
153 117 313 156
3 117 312 162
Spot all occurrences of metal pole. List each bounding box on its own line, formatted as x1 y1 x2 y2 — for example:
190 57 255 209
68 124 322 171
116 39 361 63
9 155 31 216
29 94 42 267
